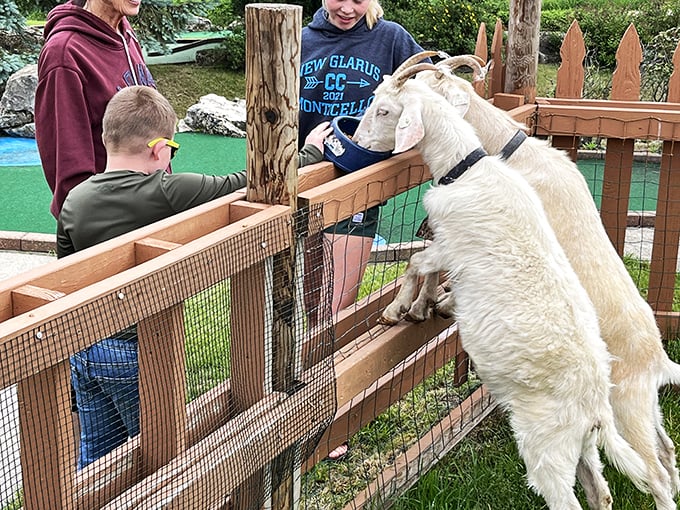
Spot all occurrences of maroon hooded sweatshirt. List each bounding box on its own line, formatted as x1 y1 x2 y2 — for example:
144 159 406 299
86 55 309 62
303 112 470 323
35 2 155 218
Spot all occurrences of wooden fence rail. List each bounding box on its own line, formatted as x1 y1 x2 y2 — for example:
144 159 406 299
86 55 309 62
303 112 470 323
2 13 680 509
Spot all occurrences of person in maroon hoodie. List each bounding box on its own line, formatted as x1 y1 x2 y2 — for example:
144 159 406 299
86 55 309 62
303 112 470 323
35 0 155 219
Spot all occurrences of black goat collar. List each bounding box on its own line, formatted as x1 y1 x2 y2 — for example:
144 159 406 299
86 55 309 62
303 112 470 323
499 130 527 160
438 147 488 185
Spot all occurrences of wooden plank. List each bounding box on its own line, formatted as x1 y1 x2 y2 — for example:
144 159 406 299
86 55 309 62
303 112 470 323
12 285 74 510
298 150 430 228
334 316 455 409
600 139 634 255
492 92 525 111
555 20 585 99
534 103 680 140
473 23 488 98
599 24 641 255
647 144 680 311
0 206 291 389
138 305 187 476
134 238 181 264
611 24 642 102
305 325 462 467
489 19 505 97
647 39 680 312
553 19 585 160
345 386 496 510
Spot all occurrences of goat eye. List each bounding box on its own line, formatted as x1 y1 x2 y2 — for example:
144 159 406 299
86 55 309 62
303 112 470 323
377 108 388 117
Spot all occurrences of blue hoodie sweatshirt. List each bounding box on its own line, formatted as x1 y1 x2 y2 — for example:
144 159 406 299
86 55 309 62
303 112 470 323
299 8 427 148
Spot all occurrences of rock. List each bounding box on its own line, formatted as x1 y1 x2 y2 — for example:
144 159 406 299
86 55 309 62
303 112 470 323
180 94 246 138
0 64 37 136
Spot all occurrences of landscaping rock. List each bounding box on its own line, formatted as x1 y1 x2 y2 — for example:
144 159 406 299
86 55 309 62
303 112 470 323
180 94 246 137
0 64 37 136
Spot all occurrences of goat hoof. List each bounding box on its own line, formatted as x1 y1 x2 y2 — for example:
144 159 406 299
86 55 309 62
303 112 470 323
404 312 427 323
434 307 453 319
378 315 400 326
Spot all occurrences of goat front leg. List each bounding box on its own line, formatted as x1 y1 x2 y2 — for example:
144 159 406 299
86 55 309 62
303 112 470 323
379 248 444 325
378 262 421 325
404 272 439 322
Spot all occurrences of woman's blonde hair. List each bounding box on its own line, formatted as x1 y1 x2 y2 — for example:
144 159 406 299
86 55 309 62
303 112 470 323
322 0 384 29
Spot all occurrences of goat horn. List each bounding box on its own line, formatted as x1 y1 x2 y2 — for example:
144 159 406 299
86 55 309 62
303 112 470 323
438 55 488 82
392 50 441 77
393 62 440 87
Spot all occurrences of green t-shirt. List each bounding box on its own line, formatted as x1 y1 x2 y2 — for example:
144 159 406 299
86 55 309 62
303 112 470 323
57 169 247 258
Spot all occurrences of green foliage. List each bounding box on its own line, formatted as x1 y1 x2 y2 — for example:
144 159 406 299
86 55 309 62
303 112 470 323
641 26 680 102
132 0 214 54
541 8 576 32
228 0 320 18
0 0 26 32
384 0 483 55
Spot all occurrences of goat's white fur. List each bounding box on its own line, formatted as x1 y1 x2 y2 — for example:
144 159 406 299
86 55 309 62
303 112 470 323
415 61 680 510
353 76 650 510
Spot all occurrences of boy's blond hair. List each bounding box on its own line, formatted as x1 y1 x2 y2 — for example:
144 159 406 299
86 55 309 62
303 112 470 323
322 0 384 29
102 86 177 155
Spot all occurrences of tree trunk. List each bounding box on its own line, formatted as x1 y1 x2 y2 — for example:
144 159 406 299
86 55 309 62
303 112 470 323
505 0 542 102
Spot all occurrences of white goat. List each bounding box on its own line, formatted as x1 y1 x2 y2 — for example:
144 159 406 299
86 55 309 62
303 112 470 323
412 53 680 510
352 64 650 510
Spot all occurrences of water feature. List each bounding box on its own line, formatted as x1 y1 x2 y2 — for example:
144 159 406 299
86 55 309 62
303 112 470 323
0 137 41 167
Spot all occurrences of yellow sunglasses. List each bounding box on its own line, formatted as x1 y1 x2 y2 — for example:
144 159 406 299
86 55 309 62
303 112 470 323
147 137 180 159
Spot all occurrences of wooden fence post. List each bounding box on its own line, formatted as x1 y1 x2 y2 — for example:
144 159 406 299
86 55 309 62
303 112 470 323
600 24 642 255
648 39 680 312
232 4 302 509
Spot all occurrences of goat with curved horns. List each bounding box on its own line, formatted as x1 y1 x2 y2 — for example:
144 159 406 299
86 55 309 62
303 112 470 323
352 64 653 509
415 54 680 510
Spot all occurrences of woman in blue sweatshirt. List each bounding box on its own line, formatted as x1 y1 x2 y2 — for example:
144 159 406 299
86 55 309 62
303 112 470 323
300 1 428 313
300 0 428 460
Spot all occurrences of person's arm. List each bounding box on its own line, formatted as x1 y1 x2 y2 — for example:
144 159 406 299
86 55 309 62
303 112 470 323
160 170 248 213
56 219 75 259
298 144 324 168
298 121 332 168
35 67 97 218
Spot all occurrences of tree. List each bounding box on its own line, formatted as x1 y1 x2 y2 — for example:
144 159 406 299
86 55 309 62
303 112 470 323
0 0 39 93
505 0 541 102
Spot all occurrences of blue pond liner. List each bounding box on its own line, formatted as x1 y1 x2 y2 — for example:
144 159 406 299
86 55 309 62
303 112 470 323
0 137 41 167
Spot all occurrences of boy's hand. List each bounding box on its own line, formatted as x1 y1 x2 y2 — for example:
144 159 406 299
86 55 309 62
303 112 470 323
305 121 333 152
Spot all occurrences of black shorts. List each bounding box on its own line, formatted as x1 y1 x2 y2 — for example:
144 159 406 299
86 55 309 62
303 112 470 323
324 205 380 238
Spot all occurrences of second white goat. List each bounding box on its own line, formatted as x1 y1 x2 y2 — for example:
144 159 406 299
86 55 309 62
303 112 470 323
412 53 680 510
353 66 650 510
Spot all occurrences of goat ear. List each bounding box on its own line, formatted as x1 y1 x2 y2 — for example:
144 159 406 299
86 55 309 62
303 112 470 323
394 102 424 153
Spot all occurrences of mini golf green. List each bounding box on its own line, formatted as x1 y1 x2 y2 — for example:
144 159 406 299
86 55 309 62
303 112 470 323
0 134 661 242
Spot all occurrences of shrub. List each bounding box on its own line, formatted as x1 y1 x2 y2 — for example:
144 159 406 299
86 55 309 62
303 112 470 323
384 0 482 55
641 26 680 102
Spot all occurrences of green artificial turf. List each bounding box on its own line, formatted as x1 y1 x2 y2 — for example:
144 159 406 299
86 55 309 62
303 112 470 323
0 133 247 235
0 134 662 239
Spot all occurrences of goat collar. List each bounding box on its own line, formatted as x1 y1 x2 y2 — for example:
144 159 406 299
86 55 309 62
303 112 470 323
438 147 488 186
499 130 527 160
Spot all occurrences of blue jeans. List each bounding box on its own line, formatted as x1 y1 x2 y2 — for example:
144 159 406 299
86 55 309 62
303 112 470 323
70 328 139 469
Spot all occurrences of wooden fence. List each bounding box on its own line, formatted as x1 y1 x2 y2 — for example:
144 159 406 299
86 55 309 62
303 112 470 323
1 10 680 510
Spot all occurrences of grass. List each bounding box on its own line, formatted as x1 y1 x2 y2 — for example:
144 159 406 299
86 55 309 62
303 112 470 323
149 64 246 118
